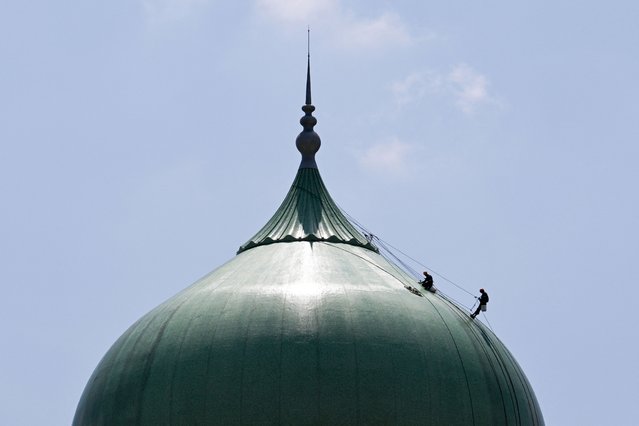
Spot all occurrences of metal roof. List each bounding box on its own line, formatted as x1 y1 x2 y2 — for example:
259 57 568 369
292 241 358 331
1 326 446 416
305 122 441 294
237 167 377 254
74 242 544 425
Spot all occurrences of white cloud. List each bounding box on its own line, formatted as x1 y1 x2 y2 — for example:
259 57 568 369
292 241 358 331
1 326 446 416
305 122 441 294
448 64 490 114
142 0 211 25
390 64 498 115
359 139 415 177
255 0 338 23
337 12 411 49
391 71 441 106
255 0 414 50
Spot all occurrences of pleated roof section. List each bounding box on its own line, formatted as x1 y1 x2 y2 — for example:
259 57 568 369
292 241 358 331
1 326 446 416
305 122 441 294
238 167 377 253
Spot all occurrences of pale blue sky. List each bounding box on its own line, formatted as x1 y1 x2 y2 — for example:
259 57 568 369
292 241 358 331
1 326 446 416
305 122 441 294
1 1 638 424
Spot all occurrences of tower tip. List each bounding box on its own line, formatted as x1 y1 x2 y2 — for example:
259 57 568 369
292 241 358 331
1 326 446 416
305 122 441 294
305 28 312 105
297 28 320 168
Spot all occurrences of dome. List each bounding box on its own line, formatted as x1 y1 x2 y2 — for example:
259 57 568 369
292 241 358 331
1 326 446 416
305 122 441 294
73 60 544 425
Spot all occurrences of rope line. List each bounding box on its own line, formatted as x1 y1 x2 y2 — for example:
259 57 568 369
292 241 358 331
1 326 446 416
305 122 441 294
318 242 411 288
483 313 495 333
372 238 475 312
420 289 477 425
447 305 512 424
437 290 473 311
336 204 476 298
376 237 475 297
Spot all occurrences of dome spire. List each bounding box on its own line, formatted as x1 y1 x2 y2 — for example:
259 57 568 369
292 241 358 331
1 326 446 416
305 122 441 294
238 32 377 255
305 27 312 105
296 28 321 169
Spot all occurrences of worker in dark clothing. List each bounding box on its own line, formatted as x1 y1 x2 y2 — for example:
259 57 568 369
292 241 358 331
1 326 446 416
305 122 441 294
420 271 435 292
470 288 489 319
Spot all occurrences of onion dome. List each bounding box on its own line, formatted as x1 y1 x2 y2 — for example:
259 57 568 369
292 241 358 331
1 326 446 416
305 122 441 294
73 57 544 425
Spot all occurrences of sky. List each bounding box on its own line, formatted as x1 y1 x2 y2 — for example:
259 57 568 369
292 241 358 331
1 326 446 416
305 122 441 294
1 1 638 424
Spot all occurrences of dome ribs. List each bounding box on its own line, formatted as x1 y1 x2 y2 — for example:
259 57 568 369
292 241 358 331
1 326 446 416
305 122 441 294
238 168 376 254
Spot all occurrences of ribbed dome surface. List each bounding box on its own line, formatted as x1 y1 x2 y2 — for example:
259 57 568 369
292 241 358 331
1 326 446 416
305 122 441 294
74 241 543 425
238 168 376 253
74 62 544 425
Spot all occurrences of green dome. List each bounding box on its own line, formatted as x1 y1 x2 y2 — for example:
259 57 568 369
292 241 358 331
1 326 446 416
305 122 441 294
74 63 544 425
74 170 544 425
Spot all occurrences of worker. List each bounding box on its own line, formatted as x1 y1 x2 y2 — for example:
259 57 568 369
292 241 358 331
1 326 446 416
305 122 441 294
420 271 434 292
470 288 489 319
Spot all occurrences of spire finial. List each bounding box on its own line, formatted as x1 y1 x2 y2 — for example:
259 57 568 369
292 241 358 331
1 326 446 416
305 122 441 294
305 27 312 105
296 28 320 169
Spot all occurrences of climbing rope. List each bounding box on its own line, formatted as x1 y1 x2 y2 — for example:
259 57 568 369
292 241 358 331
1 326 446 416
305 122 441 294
318 241 423 298
376 236 476 298
337 204 477 298
482 313 495 332
287 185 484 316
333 203 506 328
